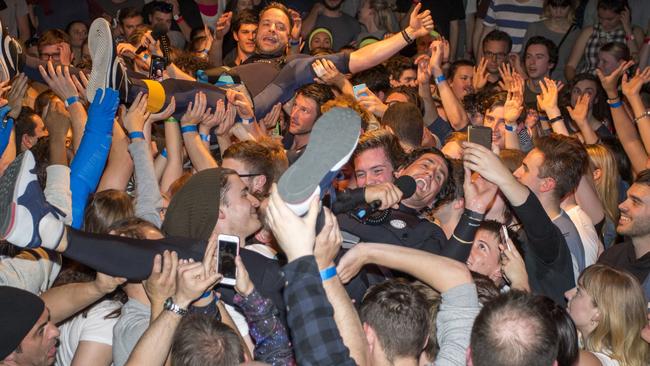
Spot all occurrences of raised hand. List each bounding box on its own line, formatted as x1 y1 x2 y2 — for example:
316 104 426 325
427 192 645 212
428 39 446 74
146 96 176 124
175 258 222 308
226 89 254 120
407 3 434 38
595 60 634 97
622 66 650 98
462 141 513 187
497 63 515 91
234 256 254 297
71 72 89 104
504 74 524 123
536 77 560 113
216 103 237 137
312 59 345 87
259 102 282 133
500 237 529 291
123 92 151 134
201 98 226 130
215 11 233 40
357 87 388 117
93 272 127 294
337 243 367 284
43 99 72 138
289 9 302 41
143 250 178 305
473 57 489 91
181 92 208 126
462 167 498 214
567 93 590 124
6 73 28 118
415 54 431 85
38 61 78 101
313 207 343 270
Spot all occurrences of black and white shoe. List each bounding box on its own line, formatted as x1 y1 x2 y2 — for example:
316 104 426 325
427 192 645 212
277 107 361 216
87 17 124 102
0 20 23 82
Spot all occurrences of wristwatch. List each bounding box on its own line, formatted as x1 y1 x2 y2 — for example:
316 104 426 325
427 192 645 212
163 297 188 316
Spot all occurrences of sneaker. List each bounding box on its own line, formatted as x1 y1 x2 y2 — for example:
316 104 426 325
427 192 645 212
0 151 64 249
86 17 119 102
277 107 361 216
0 20 24 82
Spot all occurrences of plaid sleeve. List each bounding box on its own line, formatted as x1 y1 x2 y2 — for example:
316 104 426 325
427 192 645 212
282 256 356 366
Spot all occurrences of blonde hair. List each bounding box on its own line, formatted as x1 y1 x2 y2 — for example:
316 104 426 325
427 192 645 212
580 265 649 366
586 144 619 223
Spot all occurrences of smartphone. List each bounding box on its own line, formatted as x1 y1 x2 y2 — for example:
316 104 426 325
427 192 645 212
149 55 166 81
467 125 492 149
353 83 369 99
217 234 240 286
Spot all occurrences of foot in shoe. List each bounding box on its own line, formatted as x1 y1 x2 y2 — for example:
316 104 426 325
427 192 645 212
86 17 116 102
277 107 361 216
0 20 24 81
0 151 64 249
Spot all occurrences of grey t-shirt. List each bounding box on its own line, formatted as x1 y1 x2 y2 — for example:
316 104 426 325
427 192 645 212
0 0 28 39
553 210 586 281
112 298 150 366
522 21 579 82
313 13 362 51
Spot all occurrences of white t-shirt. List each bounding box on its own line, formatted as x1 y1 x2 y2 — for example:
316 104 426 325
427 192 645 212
592 351 620 366
565 205 602 268
56 300 122 366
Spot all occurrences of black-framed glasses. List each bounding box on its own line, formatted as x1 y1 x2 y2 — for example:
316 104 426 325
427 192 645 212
238 173 264 178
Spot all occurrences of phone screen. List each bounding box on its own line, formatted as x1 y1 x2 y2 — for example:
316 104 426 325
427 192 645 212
353 83 368 99
149 56 166 81
218 239 238 279
468 126 492 149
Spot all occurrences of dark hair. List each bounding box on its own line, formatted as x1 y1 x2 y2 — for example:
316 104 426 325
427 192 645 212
65 20 87 35
448 59 475 81
535 134 589 200
563 73 611 123
232 9 259 32
385 86 424 115
410 281 441 362
471 271 501 304
432 159 464 209
108 217 162 239
353 129 407 172
38 29 70 49
171 314 244 366
634 169 650 186
534 296 579 366
259 2 293 30
360 279 430 362
149 1 174 15
118 7 143 24
296 83 336 118
524 36 559 67
351 65 391 95
381 102 423 148
385 55 416 83
483 91 508 114
600 41 631 61
470 291 559 366
482 30 513 54
500 149 525 173
597 0 628 13
14 107 39 152
402 147 453 203
83 190 135 234
223 139 288 195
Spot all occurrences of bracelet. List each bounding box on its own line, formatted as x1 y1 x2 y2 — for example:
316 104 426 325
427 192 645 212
199 133 210 142
626 34 635 42
174 14 184 23
161 148 168 158
539 115 549 121
240 117 253 125
128 131 145 140
142 53 149 60
548 116 563 124
505 124 516 132
320 266 337 281
608 100 623 108
289 38 300 46
633 110 650 124
181 125 198 133
64 95 80 107
606 96 620 103
165 117 179 123
434 74 446 85
401 29 414 44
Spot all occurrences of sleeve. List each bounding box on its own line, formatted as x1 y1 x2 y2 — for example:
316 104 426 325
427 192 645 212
435 283 481 366
0 249 61 294
440 209 484 262
127 140 163 228
44 165 72 225
511 190 563 263
483 0 497 26
234 289 296 365
79 302 121 345
282 256 355 366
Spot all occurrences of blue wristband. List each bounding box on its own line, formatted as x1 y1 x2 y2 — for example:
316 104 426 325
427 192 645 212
181 125 198 134
199 290 212 299
505 124 515 132
609 100 623 108
161 148 168 158
128 131 145 140
65 95 80 107
199 133 210 142
320 266 337 281
434 74 446 85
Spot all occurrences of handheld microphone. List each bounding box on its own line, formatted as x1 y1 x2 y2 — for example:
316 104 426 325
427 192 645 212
353 175 416 221
135 24 169 55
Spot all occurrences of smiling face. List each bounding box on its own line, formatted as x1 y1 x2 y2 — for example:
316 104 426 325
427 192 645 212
220 174 261 238
255 8 290 55
10 308 60 366
310 31 332 50
617 183 650 238
398 152 449 209
483 105 505 149
354 147 396 187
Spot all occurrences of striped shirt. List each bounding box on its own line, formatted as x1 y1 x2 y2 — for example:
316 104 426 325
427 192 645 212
483 0 544 53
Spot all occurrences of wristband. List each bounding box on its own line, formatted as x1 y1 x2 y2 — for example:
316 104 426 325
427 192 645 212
608 100 623 108
200 133 210 142
128 131 145 139
539 115 549 121
165 117 179 123
240 117 253 125
434 74 446 85
173 14 184 23
634 110 650 124
548 116 563 124
606 96 620 103
161 147 168 158
198 290 212 300
401 29 414 44
142 53 149 61
289 38 301 46
181 125 198 133
64 95 80 107
505 124 516 132
320 266 337 281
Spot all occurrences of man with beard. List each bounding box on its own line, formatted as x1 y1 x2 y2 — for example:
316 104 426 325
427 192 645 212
302 0 362 51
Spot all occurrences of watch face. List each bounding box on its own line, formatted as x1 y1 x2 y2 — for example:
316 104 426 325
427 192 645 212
163 297 172 310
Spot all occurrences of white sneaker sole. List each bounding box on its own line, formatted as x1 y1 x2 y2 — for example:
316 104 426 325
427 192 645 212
87 18 113 102
2 151 36 247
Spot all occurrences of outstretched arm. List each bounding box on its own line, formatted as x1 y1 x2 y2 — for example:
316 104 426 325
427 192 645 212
349 3 433 73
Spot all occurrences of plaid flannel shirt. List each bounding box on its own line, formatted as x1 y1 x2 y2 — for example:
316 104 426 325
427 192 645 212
282 255 356 366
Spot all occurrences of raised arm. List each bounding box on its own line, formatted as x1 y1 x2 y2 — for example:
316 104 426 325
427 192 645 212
430 39 470 130
349 3 433 74
567 93 599 144
537 78 570 136
180 92 218 171
622 66 650 154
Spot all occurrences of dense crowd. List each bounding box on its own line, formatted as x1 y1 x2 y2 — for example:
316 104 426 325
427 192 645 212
0 0 650 365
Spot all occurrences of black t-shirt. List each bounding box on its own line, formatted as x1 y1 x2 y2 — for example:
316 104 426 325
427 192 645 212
598 240 650 301
396 0 465 39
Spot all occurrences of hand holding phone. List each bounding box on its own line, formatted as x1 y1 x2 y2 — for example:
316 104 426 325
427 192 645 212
467 125 492 149
353 83 369 99
217 234 240 286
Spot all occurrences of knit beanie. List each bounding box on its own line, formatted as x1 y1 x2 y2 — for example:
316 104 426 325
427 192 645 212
308 27 333 50
0 286 45 360
162 168 227 241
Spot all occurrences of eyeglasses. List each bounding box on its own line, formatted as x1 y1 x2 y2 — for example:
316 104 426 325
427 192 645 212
484 51 507 60
238 173 264 178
